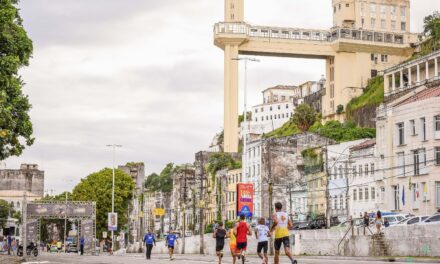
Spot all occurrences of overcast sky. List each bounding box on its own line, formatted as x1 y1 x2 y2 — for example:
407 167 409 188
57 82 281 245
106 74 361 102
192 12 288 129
4 0 437 194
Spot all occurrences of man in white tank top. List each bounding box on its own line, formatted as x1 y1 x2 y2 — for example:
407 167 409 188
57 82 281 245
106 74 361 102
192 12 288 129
270 202 297 264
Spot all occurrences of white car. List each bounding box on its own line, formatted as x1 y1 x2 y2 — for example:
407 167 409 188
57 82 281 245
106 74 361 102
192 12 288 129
383 215 406 226
395 216 429 226
420 214 440 224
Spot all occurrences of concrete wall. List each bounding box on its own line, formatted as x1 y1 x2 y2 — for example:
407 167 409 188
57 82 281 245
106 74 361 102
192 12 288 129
0 165 44 196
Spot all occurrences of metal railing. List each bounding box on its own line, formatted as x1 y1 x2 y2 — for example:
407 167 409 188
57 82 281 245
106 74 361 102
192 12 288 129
214 22 412 45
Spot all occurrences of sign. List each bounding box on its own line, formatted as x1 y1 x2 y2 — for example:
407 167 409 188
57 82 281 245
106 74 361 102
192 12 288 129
152 208 165 216
102 231 107 238
108 212 118 231
26 220 38 243
27 202 95 219
237 183 254 218
81 220 94 253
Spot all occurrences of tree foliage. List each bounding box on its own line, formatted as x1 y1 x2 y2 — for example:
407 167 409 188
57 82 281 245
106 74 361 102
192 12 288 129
72 168 135 238
424 11 440 50
145 163 174 193
310 120 375 143
207 152 241 184
292 104 318 132
0 199 13 228
0 0 34 160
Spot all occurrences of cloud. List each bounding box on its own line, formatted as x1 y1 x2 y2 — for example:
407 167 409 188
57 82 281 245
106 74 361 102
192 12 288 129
5 0 437 193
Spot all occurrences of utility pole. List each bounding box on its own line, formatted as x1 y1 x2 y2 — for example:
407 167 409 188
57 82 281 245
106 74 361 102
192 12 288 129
106 144 122 253
287 183 293 221
64 192 68 252
324 140 331 229
197 152 205 255
264 139 274 256
22 191 27 261
182 165 188 254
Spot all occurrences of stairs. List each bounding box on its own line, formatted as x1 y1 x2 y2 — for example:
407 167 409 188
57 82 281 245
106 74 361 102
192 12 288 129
371 233 389 256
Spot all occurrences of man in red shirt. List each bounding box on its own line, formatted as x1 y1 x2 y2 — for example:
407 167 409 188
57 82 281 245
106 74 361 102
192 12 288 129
233 214 252 263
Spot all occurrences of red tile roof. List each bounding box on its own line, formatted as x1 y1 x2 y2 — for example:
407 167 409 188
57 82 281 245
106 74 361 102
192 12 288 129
350 139 376 152
396 85 440 107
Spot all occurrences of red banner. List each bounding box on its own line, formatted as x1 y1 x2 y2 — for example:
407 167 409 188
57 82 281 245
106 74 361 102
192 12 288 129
236 183 254 218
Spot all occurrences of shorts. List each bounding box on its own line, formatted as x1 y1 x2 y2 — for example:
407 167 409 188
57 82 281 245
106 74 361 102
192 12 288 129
230 244 237 253
236 242 247 250
216 243 225 252
168 245 174 250
274 236 290 251
257 241 268 254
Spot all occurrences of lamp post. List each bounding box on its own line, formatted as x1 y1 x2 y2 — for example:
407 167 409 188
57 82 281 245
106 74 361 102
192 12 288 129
106 144 122 254
232 57 260 186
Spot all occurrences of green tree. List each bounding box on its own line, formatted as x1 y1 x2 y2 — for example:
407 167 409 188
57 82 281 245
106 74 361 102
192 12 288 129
0 0 34 160
207 152 241 183
0 199 13 228
292 104 318 132
144 163 174 193
72 168 135 238
424 11 440 50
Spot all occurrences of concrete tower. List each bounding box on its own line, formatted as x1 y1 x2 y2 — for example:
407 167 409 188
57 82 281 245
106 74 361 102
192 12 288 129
216 0 418 153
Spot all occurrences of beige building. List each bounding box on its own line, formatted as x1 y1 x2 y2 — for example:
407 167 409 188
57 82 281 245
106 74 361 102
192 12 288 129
377 50 440 215
225 169 242 221
216 0 419 152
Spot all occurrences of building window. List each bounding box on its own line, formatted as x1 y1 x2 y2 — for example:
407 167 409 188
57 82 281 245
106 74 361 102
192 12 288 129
365 187 369 200
391 20 396 30
371 53 375 61
436 182 440 207
421 117 426 140
359 188 363 200
397 152 405 177
278 105 281 110
410 120 416 135
339 165 343 179
270 106 272 111
346 3 349 7
381 19 386 29
353 189 357 201
371 18 376 28
340 195 345 209
380 5 386 15
371 163 375 174
401 22 406 31
359 165 363 176
334 6 336 13
436 147 440 165
412 149 426 175
393 185 400 210
286 104 289 109
365 164 369 176
397 122 405 145
352 166 357 177
371 187 376 201
381 54 388 62
281 96 286 101
400 6 406 17
391 6 397 16
261 107 264 112
370 3 376 13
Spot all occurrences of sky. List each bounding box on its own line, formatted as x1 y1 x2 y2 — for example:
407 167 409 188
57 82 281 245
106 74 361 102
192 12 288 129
4 0 437 194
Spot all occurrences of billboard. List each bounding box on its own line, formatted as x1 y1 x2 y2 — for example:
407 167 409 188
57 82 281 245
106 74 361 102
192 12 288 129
81 220 94 253
27 202 95 219
108 213 118 231
236 183 254 218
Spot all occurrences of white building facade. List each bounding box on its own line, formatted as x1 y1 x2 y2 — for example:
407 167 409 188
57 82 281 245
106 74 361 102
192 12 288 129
244 139 263 218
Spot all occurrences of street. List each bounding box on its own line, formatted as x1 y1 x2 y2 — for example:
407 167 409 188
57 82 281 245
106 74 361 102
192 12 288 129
2 253 438 264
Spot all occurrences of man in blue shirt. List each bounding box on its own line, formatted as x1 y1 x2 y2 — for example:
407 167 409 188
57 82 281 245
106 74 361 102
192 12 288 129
165 231 178 260
143 230 156 260
80 236 85 255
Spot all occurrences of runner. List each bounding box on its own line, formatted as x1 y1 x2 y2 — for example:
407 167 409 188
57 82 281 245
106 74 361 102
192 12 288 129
228 223 238 264
271 202 297 264
255 218 269 264
212 222 227 264
143 230 156 260
165 231 178 260
233 214 251 264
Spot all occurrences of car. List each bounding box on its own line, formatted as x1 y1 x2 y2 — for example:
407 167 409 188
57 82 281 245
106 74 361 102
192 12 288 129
49 245 59 253
292 221 308 230
296 222 313 230
421 214 440 224
382 215 406 226
394 216 429 226
66 243 78 253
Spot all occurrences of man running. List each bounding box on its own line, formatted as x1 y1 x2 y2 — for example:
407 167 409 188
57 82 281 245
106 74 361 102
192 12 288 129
213 222 227 264
234 214 251 263
165 231 178 260
143 230 156 260
271 202 297 264
255 218 269 264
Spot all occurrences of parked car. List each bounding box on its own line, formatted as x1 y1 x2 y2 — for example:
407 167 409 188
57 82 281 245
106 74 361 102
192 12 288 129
309 218 327 229
421 214 440 224
292 221 308 230
382 215 406 226
394 216 429 226
49 245 59 253
66 243 78 253
296 222 313 230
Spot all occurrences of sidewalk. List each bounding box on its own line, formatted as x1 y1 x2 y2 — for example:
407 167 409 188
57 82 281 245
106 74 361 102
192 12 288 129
296 255 440 263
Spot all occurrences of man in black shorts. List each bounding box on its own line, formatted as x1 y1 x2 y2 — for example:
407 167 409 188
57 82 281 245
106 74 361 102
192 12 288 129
255 217 269 264
213 222 227 264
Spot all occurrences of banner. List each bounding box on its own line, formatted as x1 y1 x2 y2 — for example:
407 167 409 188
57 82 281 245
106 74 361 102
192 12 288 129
27 202 95 219
26 220 38 243
81 220 94 253
237 183 254 218
108 213 118 231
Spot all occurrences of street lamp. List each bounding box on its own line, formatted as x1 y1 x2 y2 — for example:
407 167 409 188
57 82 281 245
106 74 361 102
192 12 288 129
232 56 260 186
106 144 122 254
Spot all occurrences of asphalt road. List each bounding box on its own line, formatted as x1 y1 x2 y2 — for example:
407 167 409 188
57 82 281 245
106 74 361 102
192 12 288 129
4 252 438 264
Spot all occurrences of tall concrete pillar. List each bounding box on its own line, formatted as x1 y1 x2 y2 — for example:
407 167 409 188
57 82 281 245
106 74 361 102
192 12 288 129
417 64 420 83
426 61 429 80
384 74 390 93
400 70 404 89
435 57 439 77
392 73 396 91
408 67 412 85
224 44 239 153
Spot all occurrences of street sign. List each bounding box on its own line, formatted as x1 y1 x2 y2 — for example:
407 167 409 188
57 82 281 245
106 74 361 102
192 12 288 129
152 208 165 216
108 212 118 231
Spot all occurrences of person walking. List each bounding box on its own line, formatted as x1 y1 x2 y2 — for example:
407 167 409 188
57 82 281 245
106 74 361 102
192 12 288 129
80 236 85 255
233 214 251 263
255 218 269 264
213 222 227 264
7 235 12 255
375 210 383 234
165 231 178 260
363 212 370 235
228 224 238 264
143 230 156 260
271 202 297 264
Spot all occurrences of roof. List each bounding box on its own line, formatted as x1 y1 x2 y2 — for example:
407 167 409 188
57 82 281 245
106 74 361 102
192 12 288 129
0 190 41 198
262 85 298 93
350 139 376 152
396 85 440 107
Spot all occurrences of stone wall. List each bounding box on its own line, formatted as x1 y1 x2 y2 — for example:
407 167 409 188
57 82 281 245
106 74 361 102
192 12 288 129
0 164 44 196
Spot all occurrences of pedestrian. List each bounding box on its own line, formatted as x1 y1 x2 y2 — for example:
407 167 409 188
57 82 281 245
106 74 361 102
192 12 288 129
255 218 269 264
233 214 251 263
375 210 383 234
11 238 16 255
228 224 238 264
143 230 156 260
7 235 12 255
363 212 370 227
271 202 297 264
213 222 227 264
165 230 178 260
80 236 85 255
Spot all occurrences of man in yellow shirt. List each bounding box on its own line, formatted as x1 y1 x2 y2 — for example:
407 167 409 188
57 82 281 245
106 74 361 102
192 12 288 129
270 202 297 264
